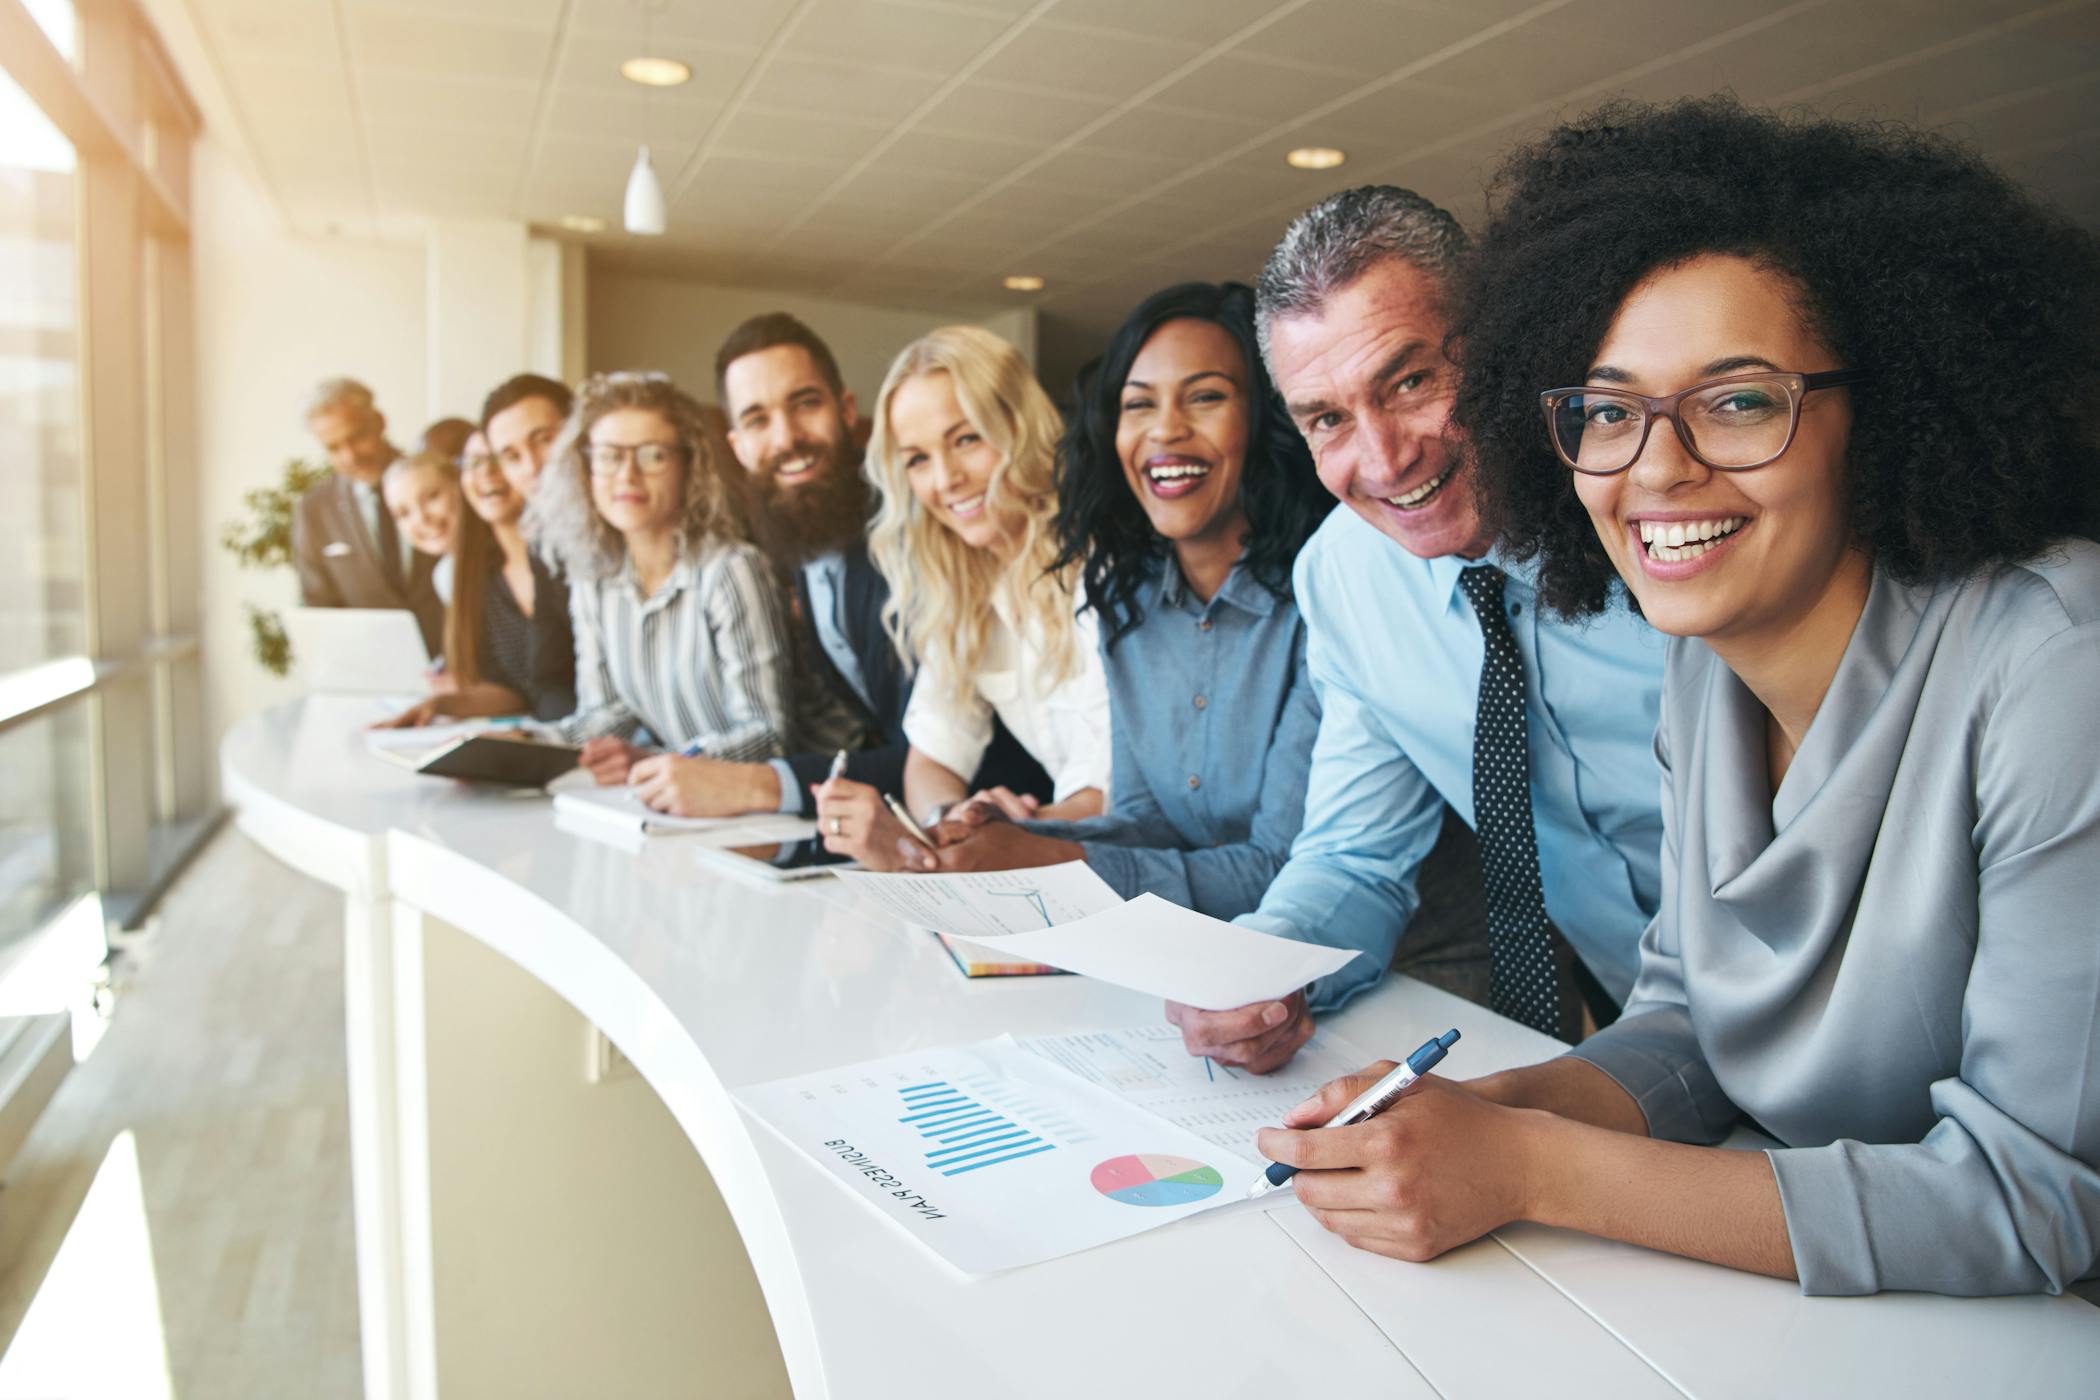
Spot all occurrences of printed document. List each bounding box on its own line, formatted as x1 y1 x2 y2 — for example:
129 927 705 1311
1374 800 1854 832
1016 1024 1375 1163
739 1037 1258 1275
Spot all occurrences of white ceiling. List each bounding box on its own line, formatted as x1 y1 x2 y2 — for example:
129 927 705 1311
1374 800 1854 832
173 0 2100 374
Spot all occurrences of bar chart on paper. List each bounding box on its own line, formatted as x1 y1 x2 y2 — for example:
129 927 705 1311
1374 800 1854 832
737 1037 1255 1273
897 1080 1057 1176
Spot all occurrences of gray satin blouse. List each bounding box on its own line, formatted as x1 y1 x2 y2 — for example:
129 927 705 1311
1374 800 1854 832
1569 540 2100 1297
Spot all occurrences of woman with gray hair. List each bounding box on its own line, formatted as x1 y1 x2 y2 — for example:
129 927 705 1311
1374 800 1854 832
533 371 796 782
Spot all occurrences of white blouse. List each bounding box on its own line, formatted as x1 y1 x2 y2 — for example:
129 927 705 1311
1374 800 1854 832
902 588 1111 803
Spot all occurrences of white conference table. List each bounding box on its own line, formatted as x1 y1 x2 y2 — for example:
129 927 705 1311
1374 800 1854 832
223 697 2100 1399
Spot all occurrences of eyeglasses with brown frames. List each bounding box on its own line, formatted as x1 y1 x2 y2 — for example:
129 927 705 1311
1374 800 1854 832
1538 369 1868 476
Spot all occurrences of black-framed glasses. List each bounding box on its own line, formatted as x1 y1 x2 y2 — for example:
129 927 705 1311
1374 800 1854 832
1538 370 1868 476
587 441 685 477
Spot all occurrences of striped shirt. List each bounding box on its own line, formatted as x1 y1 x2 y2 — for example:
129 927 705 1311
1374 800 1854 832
553 537 795 762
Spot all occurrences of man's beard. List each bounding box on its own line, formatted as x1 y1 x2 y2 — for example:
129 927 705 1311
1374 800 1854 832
748 440 872 566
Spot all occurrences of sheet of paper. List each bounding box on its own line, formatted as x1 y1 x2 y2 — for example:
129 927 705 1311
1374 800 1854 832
1016 1024 1375 1163
960 890 1359 1010
362 722 487 754
551 784 816 841
830 861 1122 940
737 1037 1259 1275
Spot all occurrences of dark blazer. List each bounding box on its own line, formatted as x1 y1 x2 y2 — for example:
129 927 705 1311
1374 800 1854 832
527 553 577 721
291 471 445 655
780 539 1049 816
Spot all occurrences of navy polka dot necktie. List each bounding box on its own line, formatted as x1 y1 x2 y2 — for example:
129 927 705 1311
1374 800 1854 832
1458 564 1564 1037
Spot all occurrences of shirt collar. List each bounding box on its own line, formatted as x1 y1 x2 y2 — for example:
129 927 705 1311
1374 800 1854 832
622 549 699 608
1156 555 1280 619
1428 543 1536 614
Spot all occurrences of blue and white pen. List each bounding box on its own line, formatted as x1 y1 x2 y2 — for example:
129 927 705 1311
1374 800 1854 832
1245 1029 1461 1199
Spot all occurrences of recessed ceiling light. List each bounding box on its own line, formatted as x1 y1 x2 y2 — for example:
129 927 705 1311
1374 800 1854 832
1285 146 1347 171
1003 275 1045 292
559 214 607 233
620 56 691 87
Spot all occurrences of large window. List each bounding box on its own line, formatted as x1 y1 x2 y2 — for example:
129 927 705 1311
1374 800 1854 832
0 0 207 971
0 66 83 677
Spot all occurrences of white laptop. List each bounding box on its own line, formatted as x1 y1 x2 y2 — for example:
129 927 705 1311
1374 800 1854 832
285 607 434 695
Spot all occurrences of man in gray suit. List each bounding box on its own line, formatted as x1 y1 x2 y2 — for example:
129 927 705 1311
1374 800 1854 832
291 377 444 654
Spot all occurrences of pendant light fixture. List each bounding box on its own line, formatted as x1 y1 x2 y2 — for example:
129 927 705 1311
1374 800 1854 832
621 0 678 237
624 146 665 236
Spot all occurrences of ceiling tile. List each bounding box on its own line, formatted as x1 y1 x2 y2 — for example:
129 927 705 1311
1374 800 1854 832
1145 51 1352 125
1039 0 1292 41
364 119 531 171
879 127 1045 180
711 105 892 167
915 79 1118 145
357 69 542 128
971 22 1205 101
1234 0 1494 78
1071 102 1270 162
535 88 726 150
1308 77 1508 149
779 0 1017 69
567 0 804 48
741 54 952 123
1023 143 1186 197
221 57 355 125
551 32 761 98
345 6 555 80
348 0 565 22
200 0 339 63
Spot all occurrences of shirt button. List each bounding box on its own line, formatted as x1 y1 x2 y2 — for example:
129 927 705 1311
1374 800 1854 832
1509 601 1523 617
1187 775 1201 790
1193 695 1207 710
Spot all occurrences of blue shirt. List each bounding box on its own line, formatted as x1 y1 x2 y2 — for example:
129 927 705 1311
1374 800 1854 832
1029 556 1319 919
1239 508 1668 1011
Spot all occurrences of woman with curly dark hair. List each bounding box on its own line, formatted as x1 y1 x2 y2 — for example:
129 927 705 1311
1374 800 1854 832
920 283 1333 921
1261 99 2100 1298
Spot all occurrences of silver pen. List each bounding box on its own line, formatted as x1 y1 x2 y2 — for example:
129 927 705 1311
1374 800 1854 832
826 749 850 782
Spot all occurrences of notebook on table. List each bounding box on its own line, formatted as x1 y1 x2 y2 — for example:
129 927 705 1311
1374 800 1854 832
370 732 581 787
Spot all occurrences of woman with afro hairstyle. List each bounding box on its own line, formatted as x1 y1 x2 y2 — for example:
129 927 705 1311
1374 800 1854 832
918 282 1332 923
1260 98 2100 1298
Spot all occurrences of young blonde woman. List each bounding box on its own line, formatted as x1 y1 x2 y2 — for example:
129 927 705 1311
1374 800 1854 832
817 326 1110 870
533 371 798 779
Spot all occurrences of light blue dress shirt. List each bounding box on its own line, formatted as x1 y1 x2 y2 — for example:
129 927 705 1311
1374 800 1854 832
1238 508 1669 1011
1028 556 1319 918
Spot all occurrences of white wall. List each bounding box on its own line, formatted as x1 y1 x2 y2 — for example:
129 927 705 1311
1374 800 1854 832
192 137 428 749
586 270 1038 407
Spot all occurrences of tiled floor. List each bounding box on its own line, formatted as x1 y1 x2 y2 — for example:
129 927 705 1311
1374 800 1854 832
0 831 362 1396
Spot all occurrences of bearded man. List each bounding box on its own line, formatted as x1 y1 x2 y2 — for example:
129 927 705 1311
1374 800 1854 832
624 313 1044 819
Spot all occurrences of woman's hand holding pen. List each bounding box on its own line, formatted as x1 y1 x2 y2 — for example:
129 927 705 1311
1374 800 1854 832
1257 1066 1538 1263
815 776 931 871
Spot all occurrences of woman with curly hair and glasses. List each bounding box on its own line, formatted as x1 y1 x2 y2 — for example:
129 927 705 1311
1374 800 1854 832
534 371 799 782
815 326 1111 869
918 283 1332 922
1261 98 2100 1299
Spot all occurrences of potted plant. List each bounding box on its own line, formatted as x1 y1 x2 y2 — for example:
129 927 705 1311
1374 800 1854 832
219 458 331 675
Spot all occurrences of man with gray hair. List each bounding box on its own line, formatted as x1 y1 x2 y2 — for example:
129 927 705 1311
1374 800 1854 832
292 376 444 653
1162 186 1668 1070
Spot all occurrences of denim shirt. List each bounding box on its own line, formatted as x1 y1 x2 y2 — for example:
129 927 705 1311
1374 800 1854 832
1029 555 1319 919
1239 507 1668 1012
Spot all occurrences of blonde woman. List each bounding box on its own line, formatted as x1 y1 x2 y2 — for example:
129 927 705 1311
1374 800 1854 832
534 371 796 781
817 326 1110 870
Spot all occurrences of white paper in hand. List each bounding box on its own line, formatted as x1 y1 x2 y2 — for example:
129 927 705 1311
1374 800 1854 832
959 890 1357 1009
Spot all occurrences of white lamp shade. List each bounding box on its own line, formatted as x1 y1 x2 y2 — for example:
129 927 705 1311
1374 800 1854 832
623 145 666 236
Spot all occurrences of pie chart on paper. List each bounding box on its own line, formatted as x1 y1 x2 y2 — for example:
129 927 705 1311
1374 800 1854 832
1090 1154 1225 1207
